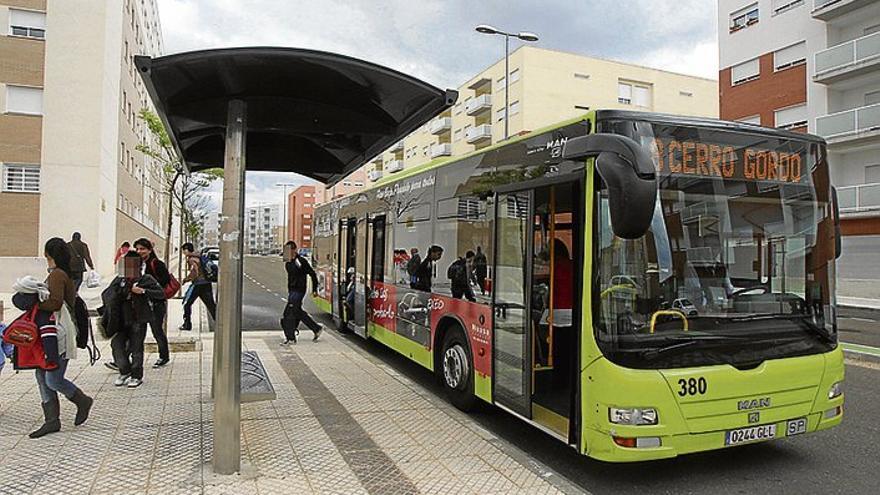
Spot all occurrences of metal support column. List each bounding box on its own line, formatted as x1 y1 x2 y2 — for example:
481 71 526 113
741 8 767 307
213 99 247 475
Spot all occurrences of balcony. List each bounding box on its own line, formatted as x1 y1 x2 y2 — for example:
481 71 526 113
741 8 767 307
812 0 876 20
385 159 404 173
465 124 492 144
389 140 404 153
815 103 880 146
837 182 880 216
429 143 452 159
429 117 452 135
367 169 383 182
465 94 492 116
814 31 880 84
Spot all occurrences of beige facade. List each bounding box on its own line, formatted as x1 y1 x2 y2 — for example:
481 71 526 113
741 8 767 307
0 0 165 281
360 46 718 182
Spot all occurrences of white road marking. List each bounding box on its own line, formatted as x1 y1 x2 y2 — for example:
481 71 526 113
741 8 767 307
844 317 876 323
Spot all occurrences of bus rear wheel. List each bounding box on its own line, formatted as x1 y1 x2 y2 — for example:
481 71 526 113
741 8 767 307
441 327 477 412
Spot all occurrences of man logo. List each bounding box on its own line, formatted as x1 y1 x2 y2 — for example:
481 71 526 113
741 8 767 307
748 412 760 424
737 397 771 410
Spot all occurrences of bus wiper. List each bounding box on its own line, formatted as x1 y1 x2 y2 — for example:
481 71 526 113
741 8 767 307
639 335 747 360
730 313 835 343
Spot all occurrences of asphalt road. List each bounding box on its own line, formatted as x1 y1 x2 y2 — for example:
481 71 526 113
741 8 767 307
242 255 880 494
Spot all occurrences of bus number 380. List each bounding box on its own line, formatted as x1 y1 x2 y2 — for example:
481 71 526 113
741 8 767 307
677 377 707 397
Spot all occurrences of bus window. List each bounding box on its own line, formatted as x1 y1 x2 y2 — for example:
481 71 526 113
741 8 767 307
433 195 494 301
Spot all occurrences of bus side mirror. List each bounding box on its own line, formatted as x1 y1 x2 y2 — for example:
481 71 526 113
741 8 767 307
563 133 658 239
831 186 842 260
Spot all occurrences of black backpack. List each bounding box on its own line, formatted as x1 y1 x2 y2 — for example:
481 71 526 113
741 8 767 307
447 259 467 285
200 255 219 283
74 296 101 365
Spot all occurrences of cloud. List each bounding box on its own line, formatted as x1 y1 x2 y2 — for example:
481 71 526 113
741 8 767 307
156 0 719 87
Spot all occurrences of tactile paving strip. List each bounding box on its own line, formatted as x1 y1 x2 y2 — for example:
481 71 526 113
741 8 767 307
271 341 420 495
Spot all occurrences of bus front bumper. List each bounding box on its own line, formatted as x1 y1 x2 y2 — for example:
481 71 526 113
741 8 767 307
585 406 843 462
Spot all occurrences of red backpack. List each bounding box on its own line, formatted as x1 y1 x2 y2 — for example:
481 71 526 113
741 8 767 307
2 306 39 347
151 258 181 299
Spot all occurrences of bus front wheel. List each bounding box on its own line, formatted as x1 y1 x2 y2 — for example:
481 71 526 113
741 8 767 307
441 328 477 412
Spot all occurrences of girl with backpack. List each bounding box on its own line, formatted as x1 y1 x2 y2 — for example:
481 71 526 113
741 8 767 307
8 238 94 438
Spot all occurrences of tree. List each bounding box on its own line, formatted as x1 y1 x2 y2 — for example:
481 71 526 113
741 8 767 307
136 109 223 270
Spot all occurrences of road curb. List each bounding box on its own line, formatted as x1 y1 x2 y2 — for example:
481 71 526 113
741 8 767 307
843 346 880 365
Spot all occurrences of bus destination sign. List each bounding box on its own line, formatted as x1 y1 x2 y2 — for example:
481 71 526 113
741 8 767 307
650 138 806 184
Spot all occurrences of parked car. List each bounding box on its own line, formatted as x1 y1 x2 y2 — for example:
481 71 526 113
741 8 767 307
671 298 698 317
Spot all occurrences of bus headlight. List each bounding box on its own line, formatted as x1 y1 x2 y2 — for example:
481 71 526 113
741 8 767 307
609 407 658 425
828 381 843 400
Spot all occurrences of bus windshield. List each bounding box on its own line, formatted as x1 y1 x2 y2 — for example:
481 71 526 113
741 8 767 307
595 119 837 370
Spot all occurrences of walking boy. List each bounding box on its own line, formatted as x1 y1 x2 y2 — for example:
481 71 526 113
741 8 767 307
105 251 164 388
281 241 323 344
180 243 217 331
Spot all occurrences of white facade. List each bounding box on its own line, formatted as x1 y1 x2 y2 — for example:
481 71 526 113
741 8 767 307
245 204 281 254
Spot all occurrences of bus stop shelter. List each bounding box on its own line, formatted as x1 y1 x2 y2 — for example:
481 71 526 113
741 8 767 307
136 47 457 474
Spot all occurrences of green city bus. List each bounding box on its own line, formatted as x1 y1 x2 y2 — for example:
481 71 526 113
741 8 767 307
310 110 844 462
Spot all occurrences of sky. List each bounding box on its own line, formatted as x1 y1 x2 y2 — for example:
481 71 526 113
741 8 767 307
155 0 719 209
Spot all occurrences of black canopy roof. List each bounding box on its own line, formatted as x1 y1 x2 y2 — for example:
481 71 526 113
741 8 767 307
136 47 457 184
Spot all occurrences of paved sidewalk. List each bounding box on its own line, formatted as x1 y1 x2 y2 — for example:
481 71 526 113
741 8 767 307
0 321 582 494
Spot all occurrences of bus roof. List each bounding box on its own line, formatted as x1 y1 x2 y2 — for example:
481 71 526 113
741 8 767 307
595 110 826 144
321 109 826 208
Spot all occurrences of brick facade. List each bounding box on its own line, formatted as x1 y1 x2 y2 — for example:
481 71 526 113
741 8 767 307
719 52 806 127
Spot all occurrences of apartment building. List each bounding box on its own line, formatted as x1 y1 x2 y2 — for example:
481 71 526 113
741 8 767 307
203 211 221 247
245 204 281 255
0 0 165 282
719 0 880 295
286 185 319 250
357 45 718 182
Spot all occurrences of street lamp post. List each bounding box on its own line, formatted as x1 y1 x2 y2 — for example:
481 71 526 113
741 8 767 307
276 182 297 248
475 24 538 140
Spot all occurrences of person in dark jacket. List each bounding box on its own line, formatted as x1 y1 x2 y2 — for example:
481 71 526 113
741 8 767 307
25 238 93 438
107 251 164 388
281 241 323 344
449 251 477 302
473 246 488 295
134 238 172 368
413 245 443 292
67 232 94 292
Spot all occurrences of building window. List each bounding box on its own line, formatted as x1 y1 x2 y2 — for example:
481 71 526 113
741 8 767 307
509 100 520 116
679 90 694 97
775 104 808 130
774 42 806 71
736 115 762 125
865 90 880 106
342 181 352 186
509 68 520 84
731 58 760 85
771 0 803 15
574 72 590 80
304 193 312 198
453 128 462 142
618 82 652 107
5 85 43 115
8 9 46 39
496 108 505 122
2 164 40 193
618 82 632 104
353 182 364 187
303 214 311 219
729 3 759 33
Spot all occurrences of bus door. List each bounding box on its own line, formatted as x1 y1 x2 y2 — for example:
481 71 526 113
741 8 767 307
338 218 357 328
368 215 387 331
494 178 581 443
350 215 369 337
